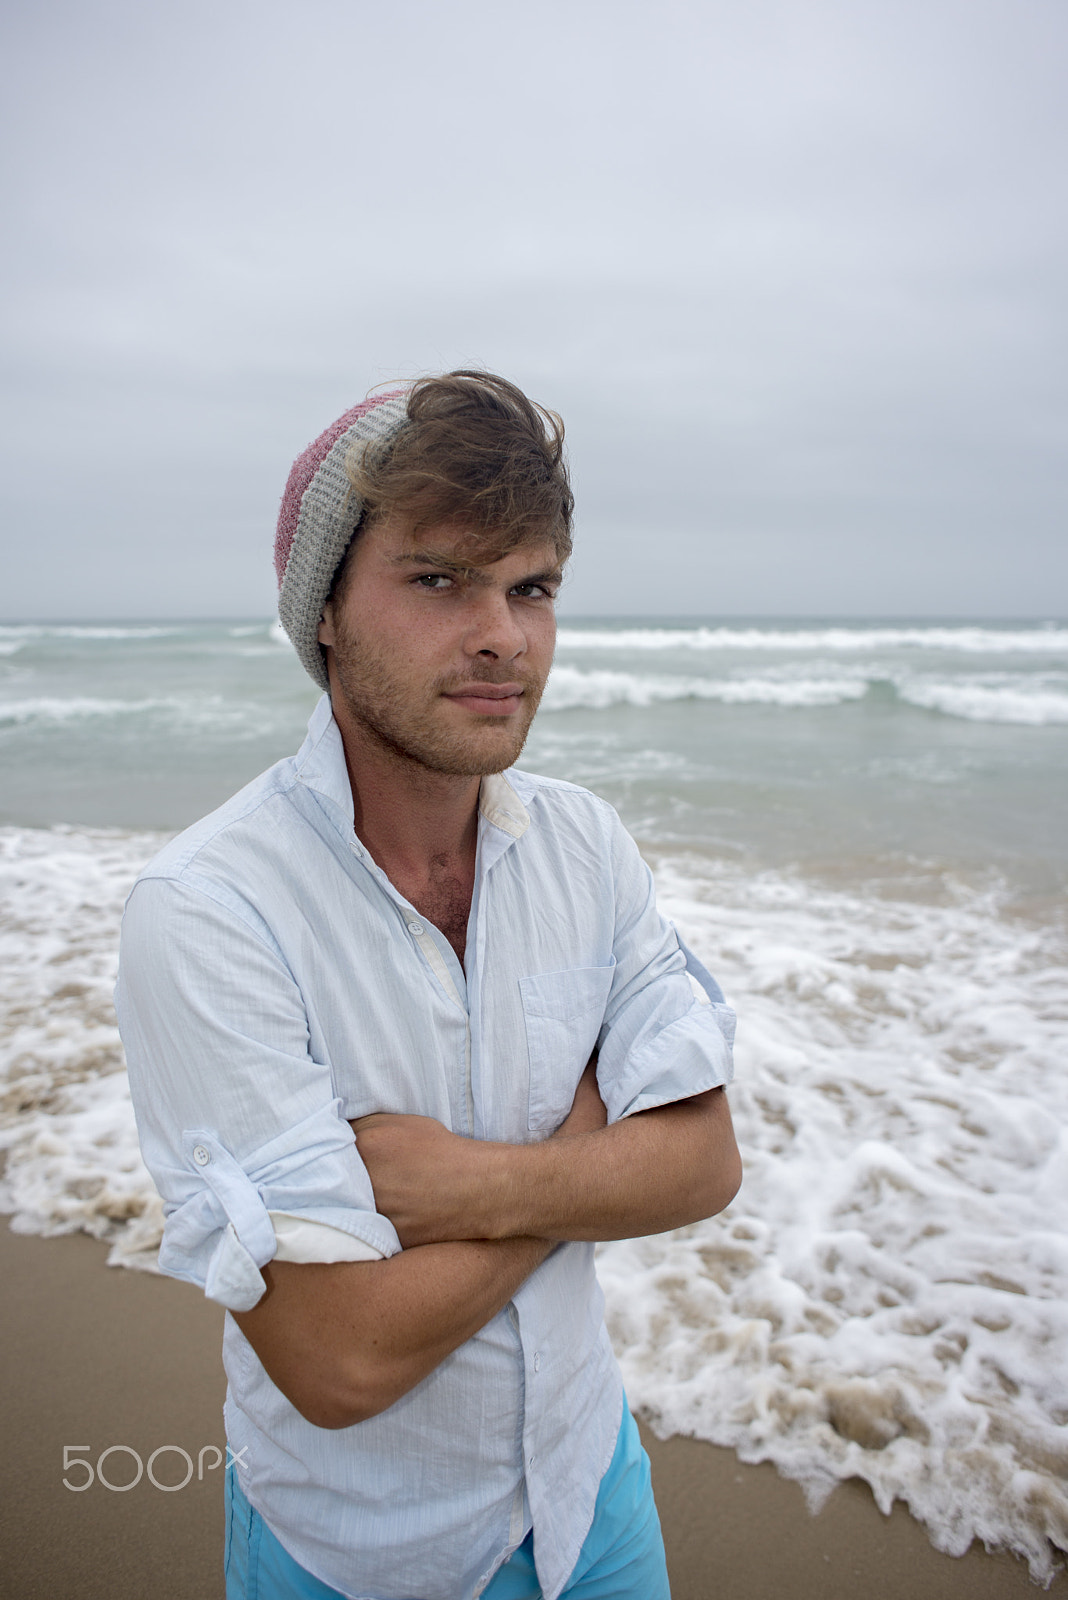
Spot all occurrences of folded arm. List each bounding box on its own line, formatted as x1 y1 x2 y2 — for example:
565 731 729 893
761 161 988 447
352 1065 742 1250
230 1072 608 1429
233 1234 551 1429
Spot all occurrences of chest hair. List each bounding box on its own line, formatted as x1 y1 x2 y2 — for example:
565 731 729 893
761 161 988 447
404 858 473 968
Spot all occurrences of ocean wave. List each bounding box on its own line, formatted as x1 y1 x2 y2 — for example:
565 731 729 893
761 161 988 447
898 677 1068 725
0 695 268 735
0 624 185 642
229 622 291 648
542 666 869 711
0 697 169 726
557 624 1068 655
542 664 1068 726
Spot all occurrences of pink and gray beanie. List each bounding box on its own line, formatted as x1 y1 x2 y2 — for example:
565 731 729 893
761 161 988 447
274 390 410 689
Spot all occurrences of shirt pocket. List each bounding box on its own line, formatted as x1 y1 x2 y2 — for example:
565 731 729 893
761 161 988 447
519 961 616 1134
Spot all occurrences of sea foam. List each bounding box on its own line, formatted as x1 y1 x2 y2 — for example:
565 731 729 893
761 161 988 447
600 859 1068 1581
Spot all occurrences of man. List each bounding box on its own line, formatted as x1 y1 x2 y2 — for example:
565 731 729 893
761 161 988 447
116 371 741 1600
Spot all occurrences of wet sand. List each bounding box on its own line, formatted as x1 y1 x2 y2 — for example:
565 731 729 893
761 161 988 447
0 1224 1061 1600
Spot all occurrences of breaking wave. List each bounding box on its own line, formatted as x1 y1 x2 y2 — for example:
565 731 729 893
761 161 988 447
557 624 1068 654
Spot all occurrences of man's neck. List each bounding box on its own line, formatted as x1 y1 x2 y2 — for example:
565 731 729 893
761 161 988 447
333 708 482 961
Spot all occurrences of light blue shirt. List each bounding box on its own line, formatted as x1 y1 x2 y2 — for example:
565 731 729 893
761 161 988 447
115 695 735 1600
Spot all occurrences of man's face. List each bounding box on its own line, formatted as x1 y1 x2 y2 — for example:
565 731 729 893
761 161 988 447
318 515 562 777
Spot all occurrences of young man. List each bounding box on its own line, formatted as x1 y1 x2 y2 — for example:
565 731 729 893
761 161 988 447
116 372 741 1600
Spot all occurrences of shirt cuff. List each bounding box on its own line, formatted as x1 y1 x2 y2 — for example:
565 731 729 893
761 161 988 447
609 1000 736 1120
602 934 736 1121
270 1212 385 1265
158 1111 401 1312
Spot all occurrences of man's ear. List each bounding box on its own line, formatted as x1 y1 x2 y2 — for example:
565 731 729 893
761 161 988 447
318 601 336 648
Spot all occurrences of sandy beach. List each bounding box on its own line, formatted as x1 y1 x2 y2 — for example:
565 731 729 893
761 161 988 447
1 1223 1061 1600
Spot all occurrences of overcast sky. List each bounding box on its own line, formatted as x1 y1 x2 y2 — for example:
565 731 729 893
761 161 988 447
2 0 1065 618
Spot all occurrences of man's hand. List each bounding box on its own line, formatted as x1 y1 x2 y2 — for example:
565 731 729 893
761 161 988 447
352 1060 741 1249
351 1059 607 1248
350 1112 483 1248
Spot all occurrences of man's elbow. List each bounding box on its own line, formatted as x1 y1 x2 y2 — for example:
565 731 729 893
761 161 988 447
701 1140 743 1218
689 1093 743 1221
297 1396 385 1431
288 1361 408 1431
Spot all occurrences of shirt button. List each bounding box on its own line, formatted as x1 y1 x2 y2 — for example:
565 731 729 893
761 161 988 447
528 1456 536 1468
192 1145 211 1167
533 1352 540 1373
407 921 424 935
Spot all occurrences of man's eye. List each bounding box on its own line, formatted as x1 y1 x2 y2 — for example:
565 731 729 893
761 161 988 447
511 584 554 599
415 574 453 591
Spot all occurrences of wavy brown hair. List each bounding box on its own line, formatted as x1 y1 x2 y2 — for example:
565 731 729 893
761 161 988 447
342 370 573 570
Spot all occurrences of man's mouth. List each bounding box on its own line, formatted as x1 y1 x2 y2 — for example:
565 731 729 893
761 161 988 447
442 683 526 716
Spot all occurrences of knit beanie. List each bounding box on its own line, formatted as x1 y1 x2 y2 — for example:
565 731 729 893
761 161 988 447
274 390 410 689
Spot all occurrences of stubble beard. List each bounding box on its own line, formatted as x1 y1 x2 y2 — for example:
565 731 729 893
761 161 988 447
327 624 547 778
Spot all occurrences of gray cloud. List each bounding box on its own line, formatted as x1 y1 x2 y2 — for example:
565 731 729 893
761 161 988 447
2 0 1066 618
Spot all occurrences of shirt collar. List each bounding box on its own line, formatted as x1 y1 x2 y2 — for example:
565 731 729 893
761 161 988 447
294 694 356 831
478 772 529 839
295 694 530 844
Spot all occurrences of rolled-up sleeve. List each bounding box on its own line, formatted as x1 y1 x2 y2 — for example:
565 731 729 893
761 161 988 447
115 876 400 1312
595 815 736 1122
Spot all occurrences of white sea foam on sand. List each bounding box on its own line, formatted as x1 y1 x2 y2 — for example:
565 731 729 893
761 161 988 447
1 827 1065 1579
0 828 166 1264
600 858 1068 1582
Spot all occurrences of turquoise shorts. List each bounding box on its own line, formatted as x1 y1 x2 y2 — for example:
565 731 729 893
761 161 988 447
225 1402 670 1599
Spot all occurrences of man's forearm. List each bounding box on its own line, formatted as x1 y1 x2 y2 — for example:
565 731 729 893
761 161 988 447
476 1088 741 1241
234 1233 552 1430
355 1086 741 1249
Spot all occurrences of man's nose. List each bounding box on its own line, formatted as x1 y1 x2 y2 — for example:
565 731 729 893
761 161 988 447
464 591 526 660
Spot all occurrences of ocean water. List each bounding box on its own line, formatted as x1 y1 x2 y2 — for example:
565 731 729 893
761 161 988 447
1 617 1066 1579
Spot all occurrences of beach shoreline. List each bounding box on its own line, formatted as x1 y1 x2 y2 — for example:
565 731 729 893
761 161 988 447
2 1223 1061 1600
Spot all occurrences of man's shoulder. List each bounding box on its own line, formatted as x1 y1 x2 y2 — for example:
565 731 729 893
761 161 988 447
134 756 303 889
504 769 632 865
137 693 346 893
507 766 609 804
